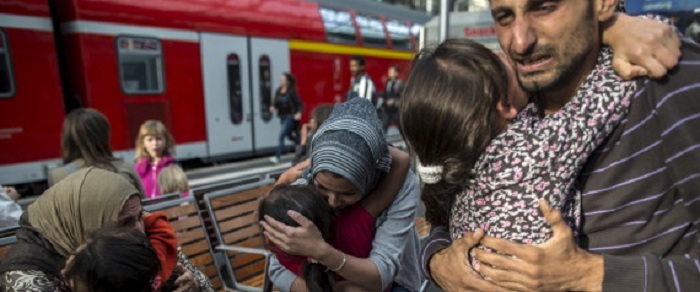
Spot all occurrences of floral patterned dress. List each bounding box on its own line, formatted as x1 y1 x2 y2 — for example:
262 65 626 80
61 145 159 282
450 48 637 244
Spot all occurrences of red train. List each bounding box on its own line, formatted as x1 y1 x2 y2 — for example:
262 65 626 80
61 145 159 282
0 0 428 186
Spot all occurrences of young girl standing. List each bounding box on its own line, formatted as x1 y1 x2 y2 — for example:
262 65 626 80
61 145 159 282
134 120 176 199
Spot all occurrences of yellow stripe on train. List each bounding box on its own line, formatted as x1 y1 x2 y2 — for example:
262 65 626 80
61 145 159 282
289 39 416 60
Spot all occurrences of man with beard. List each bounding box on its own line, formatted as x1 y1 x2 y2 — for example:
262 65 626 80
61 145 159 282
423 0 700 291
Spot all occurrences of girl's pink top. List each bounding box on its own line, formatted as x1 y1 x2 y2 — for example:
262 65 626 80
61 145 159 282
134 155 175 199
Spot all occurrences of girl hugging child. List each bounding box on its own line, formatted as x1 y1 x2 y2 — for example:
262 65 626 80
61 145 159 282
135 120 176 198
259 183 397 292
400 39 636 250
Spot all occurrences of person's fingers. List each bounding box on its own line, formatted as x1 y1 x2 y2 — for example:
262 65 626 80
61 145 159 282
539 200 569 238
612 57 648 80
288 210 314 229
480 234 536 260
263 231 288 251
259 221 288 247
479 264 537 291
473 248 528 276
263 215 294 234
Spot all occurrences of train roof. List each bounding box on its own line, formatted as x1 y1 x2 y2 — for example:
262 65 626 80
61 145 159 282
311 0 431 23
49 0 429 42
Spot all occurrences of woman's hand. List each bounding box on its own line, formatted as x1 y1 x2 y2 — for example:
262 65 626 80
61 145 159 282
294 112 302 121
260 210 328 259
173 263 198 292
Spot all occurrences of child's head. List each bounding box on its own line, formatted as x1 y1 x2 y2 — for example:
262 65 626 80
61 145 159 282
399 38 509 227
158 165 189 195
135 120 175 160
63 226 160 292
309 104 334 132
61 108 114 167
258 184 332 292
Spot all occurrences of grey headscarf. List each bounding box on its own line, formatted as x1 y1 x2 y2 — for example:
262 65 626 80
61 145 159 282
310 98 391 195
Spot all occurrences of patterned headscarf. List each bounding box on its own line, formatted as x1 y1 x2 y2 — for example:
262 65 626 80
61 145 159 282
310 98 391 195
27 167 139 257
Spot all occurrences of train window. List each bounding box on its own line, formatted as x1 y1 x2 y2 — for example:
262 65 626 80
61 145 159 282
0 30 15 98
411 23 423 39
386 20 412 50
259 55 273 123
319 7 357 44
117 37 164 94
226 54 243 125
356 14 387 48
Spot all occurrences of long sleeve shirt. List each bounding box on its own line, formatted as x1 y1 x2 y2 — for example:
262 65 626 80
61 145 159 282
421 40 700 291
269 172 423 291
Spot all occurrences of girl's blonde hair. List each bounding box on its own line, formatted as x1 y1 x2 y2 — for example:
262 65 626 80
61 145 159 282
134 120 175 160
158 165 189 194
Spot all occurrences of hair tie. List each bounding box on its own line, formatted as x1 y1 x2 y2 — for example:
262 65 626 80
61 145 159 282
417 163 443 184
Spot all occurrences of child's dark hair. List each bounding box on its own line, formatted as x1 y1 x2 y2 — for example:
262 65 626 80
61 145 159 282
258 184 333 292
63 226 160 292
311 104 334 129
400 39 508 227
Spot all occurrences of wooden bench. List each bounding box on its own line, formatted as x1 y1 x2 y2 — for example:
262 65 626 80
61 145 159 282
204 179 276 292
415 217 431 240
141 192 186 207
143 196 224 291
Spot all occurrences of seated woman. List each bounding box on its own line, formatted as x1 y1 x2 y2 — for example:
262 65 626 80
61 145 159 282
262 98 418 292
62 226 160 292
0 168 213 291
49 108 145 197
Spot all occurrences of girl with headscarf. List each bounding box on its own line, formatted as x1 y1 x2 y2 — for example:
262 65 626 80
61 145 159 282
262 98 422 292
0 168 213 292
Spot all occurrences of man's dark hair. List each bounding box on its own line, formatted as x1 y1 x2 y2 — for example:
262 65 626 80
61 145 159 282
350 55 366 66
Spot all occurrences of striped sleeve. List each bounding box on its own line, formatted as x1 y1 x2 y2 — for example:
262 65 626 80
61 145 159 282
420 225 452 283
596 41 700 291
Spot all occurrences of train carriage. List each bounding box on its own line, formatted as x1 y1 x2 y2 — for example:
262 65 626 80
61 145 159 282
0 0 429 187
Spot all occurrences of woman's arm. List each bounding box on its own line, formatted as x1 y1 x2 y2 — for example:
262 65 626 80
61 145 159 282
360 147 409 217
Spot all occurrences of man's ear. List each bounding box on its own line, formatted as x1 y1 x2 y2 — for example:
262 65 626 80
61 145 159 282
596 0 617 22
496 101 519 121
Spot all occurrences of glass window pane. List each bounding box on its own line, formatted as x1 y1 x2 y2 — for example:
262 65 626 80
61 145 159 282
356 15 387 48
259 55 273 123
386 20 412 50
0 29 15 98
227 54 243 125
117 37 164 94
319 7 357 44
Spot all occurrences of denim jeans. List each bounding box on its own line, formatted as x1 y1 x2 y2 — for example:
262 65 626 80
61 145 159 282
276 115 298 159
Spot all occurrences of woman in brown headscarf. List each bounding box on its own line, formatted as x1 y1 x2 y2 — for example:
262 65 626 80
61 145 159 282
0 168 213 292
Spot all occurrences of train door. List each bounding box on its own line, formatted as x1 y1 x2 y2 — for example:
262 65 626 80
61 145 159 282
249 38 289 153
200 33 253 157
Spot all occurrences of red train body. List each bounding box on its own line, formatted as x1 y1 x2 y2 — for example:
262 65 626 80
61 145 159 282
0 0 427 185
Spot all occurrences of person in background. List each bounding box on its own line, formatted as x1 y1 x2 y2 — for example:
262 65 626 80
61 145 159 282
379 65 404 135
48 108 145 197
158 165 190 197
292 104 334 165
61 226 160 292
346 56 375 103
134 120 176 199
270 72 303 164
0 185 22 228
